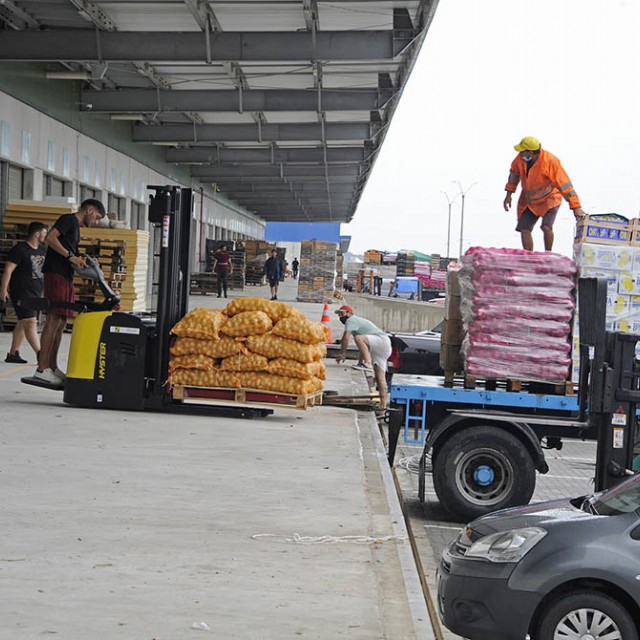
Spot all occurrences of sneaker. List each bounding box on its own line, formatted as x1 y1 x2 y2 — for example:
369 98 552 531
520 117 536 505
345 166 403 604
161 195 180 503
5 351 28 364
54 368 66 382
351 362 373 371
33 368 64 385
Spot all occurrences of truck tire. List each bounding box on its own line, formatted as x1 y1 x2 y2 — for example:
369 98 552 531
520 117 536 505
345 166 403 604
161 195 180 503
432 426 536 521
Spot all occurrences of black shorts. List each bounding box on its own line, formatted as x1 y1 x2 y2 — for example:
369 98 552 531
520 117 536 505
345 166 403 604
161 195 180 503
516 206 560 232
9 292 39 320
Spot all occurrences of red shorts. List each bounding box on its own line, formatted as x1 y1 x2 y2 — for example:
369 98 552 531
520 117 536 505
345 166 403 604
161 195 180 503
44 272 76 317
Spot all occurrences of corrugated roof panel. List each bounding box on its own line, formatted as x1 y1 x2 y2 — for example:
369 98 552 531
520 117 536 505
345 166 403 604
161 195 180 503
263 112 319 124
199 112 258 125
214 4 306 31
323 111 371 123
106 5 200 31
317 2 393 30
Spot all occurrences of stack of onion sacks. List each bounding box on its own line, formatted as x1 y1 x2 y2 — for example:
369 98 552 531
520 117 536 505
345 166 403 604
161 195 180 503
168 298 327 396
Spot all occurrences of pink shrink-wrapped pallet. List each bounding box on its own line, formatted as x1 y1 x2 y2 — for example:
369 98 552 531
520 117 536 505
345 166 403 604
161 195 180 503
458 247 576 383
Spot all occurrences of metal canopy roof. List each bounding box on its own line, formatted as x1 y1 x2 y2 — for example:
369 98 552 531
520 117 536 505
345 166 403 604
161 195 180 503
0 0 438 223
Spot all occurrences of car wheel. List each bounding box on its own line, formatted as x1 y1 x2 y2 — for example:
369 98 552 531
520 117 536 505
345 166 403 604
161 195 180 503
432 426 536 521
536 590 638 640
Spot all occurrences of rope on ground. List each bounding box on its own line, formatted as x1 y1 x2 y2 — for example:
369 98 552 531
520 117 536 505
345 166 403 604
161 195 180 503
251 533 406 545
397 455 422 474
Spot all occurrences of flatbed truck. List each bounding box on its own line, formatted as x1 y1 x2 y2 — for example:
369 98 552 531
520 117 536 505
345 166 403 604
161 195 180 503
387 278 640 522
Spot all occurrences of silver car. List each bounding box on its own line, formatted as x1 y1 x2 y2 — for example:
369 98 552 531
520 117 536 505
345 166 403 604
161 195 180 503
437 472 640 640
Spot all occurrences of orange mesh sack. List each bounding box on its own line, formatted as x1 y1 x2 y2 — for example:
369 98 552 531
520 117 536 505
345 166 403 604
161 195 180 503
168 353 215 372
169 368 239 388
170 336 245 358
267 358 326 381
171 307 227 339
272 316 327 344
225 297 304 322
225 297 274 317
221 310 273 337
246 334 326 363
220 353 269 372
237 372 322 395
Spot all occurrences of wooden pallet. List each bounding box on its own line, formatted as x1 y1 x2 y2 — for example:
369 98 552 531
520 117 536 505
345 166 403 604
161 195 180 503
172 385 323 410
443 370 574 396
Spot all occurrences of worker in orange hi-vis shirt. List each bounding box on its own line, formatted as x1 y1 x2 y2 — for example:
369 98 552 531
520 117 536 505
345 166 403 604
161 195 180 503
503 136 587 251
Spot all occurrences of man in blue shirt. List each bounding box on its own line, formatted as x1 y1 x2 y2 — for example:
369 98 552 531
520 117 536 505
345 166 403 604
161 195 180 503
264 249 284 300
334 304 392 411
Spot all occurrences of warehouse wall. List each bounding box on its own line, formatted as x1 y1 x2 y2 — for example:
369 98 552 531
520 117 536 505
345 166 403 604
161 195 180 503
0 90 266 272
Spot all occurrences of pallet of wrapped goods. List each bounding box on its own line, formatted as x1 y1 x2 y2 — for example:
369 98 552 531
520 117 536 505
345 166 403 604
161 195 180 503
459 247 576 385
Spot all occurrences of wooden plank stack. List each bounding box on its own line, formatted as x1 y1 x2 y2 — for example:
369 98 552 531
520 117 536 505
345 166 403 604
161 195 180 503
296 239 338 303
0 201 148 315
78 228 149 312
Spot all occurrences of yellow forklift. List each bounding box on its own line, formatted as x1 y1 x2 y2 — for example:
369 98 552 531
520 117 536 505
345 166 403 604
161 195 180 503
23 186 273 418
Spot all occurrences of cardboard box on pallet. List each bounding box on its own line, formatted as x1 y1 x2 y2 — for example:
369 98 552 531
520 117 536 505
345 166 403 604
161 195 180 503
574 213 631 245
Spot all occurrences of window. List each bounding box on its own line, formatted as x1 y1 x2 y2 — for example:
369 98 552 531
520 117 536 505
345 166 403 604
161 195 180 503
107 193 125 221
130 201 147 230
44 173 71 198
80 184 98 202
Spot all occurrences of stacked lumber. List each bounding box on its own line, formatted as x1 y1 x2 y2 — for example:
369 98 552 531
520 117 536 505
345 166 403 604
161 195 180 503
78 228 149 311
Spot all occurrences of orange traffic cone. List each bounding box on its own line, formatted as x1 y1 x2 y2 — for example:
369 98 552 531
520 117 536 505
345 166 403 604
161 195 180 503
320 303 332 343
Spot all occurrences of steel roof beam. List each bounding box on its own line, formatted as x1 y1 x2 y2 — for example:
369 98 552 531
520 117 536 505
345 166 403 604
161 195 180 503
166 146 366 164
192 165 359 178
133 122 371 143
215 182 355 193
81 88 383 112
0 30 413 61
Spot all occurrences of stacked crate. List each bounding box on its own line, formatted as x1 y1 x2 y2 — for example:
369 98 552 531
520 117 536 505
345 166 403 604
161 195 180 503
364 249 382 264
244 239 274 286
228 245 246 290
296 239 338 303
572 213 640 382
396 252 415 276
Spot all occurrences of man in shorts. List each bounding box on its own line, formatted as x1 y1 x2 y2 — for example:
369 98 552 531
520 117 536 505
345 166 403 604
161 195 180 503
334 304 392 411
34 199 106 385
0 221 48 363
503 136 586 251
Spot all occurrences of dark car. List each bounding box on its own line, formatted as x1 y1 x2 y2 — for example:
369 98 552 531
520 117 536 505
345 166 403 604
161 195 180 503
387 324 442 376
437 473 640 640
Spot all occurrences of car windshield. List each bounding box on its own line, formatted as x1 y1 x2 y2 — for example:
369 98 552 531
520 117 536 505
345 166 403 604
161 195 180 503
588 474 640 516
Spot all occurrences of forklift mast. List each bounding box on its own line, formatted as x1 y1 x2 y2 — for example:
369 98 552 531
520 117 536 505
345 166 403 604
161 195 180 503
579 277 640 491
148 186 193 399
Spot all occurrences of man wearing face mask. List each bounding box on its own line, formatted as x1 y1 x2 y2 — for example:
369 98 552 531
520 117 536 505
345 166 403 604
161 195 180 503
503 136 586 251
334 305 392 412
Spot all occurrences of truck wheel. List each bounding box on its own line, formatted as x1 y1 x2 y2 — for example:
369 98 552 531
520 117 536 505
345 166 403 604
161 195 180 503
535 590 637 640
432 426 536 521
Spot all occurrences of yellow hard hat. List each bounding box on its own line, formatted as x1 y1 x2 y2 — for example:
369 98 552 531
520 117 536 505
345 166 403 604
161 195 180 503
514 136 541 152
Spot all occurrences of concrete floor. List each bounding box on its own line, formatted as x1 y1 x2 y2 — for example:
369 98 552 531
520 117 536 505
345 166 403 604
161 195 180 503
0 278 437 640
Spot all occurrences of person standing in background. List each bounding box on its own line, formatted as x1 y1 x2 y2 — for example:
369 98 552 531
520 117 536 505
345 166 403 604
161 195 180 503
35 199 105 386
264 249 284 300
291 257 299 279
0 221 48 363
503 136 586 251
212 244 233 298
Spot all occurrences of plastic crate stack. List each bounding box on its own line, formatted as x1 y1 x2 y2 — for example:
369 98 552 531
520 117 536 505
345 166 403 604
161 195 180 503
395 252 415 276
296 239 338 303
459 247 576 383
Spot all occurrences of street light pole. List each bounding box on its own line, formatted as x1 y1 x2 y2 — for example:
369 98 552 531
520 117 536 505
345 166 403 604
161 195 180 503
453 181 478 259
441 191 457 259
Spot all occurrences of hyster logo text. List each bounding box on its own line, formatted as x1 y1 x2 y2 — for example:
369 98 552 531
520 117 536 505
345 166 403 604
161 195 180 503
98 342 107 379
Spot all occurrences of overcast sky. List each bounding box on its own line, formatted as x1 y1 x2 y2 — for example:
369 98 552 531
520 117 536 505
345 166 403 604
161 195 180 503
342 0 639 259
